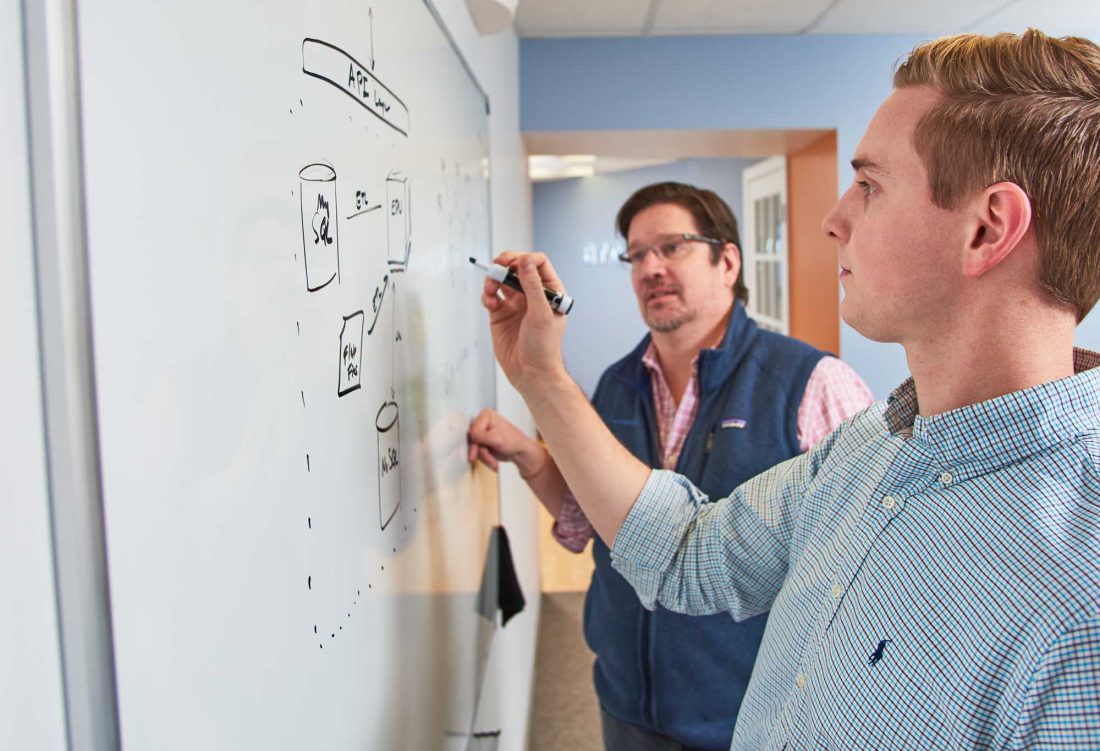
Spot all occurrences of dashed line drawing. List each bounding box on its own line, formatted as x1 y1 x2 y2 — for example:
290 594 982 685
302 38 410 136
338 311 365 397
299 163 340 292
376 400 401 530
386 170 411 271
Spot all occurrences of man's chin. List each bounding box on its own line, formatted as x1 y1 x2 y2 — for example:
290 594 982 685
840 302 896 344
646 313 691 334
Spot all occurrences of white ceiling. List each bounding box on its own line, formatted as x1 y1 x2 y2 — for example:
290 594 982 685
515 0 1100 38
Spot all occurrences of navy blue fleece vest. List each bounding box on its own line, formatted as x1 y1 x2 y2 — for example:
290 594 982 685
585 303 826 749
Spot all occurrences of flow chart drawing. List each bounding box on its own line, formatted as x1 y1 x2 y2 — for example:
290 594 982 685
299 163 340 291
376 400 401 530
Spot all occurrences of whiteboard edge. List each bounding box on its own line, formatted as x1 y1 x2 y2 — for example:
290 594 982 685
22 0 122 748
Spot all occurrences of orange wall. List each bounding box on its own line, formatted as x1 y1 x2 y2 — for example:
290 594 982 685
787 133 840 354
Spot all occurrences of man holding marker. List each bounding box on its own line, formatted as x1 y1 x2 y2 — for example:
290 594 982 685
469 182 871 750
478 30 1100 750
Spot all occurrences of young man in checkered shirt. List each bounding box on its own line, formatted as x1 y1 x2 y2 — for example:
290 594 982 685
478 30 1100 751
469 182 871 751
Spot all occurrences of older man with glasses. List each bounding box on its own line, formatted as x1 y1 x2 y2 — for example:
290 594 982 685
469 181 870 751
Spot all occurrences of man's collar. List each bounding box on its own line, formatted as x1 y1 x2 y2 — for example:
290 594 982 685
883 348 1100 471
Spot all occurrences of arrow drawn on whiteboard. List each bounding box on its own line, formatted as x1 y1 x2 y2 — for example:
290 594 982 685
369 8 375 71
366 273 390 336
346 204 381 220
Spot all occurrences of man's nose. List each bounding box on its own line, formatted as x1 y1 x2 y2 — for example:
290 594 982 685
821 194 850 242
637 247 668 275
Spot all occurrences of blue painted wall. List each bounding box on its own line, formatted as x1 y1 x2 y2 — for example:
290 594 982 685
522 34 1100 397
534 157 759 396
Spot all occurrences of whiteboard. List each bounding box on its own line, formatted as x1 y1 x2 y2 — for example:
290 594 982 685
75 0 499 747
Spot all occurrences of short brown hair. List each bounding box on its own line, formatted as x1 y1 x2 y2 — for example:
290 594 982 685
895 30 1100 321
616 181 748 304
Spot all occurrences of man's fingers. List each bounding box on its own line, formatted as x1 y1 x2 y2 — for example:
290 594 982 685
478 446 499 472
517 258 553 318
526 252 566 294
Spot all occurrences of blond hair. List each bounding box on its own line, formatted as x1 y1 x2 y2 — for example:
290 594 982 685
895 30 1100 320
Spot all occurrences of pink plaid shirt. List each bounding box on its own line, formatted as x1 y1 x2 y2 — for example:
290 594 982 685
551 347 873 552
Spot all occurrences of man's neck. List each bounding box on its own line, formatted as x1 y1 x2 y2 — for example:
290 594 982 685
904 306 1077 416
651 307 732 403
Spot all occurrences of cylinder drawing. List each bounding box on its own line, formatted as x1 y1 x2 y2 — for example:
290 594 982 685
299 163 340 291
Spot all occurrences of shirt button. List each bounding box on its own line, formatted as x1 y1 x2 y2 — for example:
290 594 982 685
882 495 897 510
940 471 954 485
830 583 842 599
668 452 679 466
795 673 807 689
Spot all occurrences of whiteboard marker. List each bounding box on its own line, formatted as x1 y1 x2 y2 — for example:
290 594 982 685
469 257 574 315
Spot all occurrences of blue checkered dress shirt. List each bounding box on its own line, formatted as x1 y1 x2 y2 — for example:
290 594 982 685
612 349 1100 750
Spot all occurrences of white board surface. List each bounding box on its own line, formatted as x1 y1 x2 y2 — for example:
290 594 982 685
75 1 499 747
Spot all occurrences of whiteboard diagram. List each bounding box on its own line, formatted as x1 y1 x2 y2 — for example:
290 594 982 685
70 0 499 746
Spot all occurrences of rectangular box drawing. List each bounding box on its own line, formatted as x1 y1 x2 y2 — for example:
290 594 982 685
386 171 411 269
337 311 365 396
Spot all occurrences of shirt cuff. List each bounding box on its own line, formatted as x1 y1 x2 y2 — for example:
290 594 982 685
551 491 595 553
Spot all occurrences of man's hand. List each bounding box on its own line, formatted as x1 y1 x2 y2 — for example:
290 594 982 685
476 251 649 546
467 407 547 479
480 252 569 395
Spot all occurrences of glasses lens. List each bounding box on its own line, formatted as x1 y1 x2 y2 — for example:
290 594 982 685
660 241 687 259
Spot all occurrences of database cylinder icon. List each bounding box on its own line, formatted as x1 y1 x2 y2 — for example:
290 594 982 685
299 163 340 291
376 401 401 530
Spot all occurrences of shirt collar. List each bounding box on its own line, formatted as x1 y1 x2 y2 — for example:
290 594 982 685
640 340 700 380
884 348 1100 470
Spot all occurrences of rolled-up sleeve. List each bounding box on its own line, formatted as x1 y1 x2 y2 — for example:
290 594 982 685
610 439 829 620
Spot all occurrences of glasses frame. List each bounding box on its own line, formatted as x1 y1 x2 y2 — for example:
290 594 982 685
617 232 723 267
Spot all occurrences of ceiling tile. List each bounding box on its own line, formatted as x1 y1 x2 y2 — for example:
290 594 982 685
515 0 652 36
650 0 835 35
965 0 1100 37
514 0 1100 37
809 0 1010 34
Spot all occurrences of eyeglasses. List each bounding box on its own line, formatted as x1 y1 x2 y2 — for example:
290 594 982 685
618 233 722 267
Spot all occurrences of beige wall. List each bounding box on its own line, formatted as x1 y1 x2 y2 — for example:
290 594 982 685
539 505 595 593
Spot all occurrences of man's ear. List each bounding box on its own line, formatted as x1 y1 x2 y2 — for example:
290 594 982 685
963 182 1032 277
723 242 741 287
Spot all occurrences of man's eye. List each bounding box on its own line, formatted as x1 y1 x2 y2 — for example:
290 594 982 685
659 243 680 257
857 180 877 196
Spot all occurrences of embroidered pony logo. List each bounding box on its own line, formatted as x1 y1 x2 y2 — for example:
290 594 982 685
868 639 893 667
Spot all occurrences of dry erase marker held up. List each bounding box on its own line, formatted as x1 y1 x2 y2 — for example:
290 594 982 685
469 257 574 315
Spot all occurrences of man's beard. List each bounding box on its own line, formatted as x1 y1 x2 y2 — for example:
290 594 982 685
645 302 697 333
642 281 695 333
